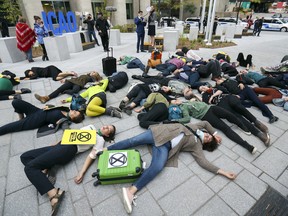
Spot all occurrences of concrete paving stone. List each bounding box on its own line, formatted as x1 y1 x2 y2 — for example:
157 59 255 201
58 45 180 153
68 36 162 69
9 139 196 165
4 185 39 216
11 130 35 156
84 181 116 207
6 155 31 194
274 131 288 154
64 160 79 181
236 157 262 177
213 154 244 175
158 175 214 216
178 151 196 166
0 145 9 177
278 169 288 188
39 201 52 216
92 194 127 216
189 161 215 183
207 175 230 193
67 179 86 202
219 145 239 161
74 197 93 216
193 195 238 216
260 173 288 197
232 144 261 162
253 146 288 179
147 160 194 200
0 134 11 147
0 177 6 215
218 182 256 215
127 190 164 216
33 134 58 149
235 169 267 200
55 191 76 216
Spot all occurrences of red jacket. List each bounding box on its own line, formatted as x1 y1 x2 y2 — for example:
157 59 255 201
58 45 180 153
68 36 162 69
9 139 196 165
16 22 36 52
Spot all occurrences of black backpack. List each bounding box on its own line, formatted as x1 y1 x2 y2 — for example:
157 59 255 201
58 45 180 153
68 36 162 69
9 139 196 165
108 71 129 92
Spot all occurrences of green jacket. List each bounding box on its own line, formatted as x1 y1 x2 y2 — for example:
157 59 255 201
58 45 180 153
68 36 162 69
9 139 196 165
178 101 210 123
143 93 169 110
119 56 136 65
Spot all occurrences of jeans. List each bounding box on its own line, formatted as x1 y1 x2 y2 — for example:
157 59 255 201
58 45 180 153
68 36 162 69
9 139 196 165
127 58 145 72
108 130 171 190
25 48 33 61
188 72 208 88
136 33 145 51
20 143 77 195
88 30 99 44
126 85 149 105
156 63 177 76
238 86 273 118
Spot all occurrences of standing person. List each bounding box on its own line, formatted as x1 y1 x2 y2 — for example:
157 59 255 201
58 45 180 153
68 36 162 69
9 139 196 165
0 18 10 37
256 17 264 37
83 14 100 46
89 121 236 213
147 6 157 47
95 12 110 52
134 10 147 53
34 16 49 61
253 17 260 36
16 17 36 62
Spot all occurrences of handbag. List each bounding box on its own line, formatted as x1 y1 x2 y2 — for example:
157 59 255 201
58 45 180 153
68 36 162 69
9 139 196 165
70 94 87 112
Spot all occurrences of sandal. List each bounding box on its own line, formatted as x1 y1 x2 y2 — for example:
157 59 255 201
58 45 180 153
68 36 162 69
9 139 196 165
50 188 65 216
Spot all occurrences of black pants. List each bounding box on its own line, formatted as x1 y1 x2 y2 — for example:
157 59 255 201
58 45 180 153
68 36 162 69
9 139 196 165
100 34 109 51
138 103 169 129
257 77 287 89
201 106 254 152
0 90 16 100
49 81 81 99
199 60 221 78
137 33 145 52
218 95 260 137
237 52 252 67
126 85 149 105
20 143 77 195
40 43 47 57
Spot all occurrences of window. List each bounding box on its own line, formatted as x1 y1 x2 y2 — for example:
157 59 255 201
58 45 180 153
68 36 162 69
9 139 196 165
92 2 104 19
41 0 70 24
126 1 133 20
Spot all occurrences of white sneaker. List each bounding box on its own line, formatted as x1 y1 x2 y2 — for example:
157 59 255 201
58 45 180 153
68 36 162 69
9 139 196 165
252 147 257 155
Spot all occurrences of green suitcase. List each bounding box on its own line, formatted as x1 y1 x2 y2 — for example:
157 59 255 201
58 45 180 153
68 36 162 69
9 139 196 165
92 149 143 186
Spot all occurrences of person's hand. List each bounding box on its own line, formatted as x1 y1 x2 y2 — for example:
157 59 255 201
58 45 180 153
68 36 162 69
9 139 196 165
214 134 222 144
173 69 180 75
134 108 141 113
74 173 84 184
60 79 66 83
61 99 67 103
224 171 237 180
238 83 245 90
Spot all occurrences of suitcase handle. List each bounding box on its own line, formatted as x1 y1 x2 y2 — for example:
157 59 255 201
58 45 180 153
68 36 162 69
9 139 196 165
107 47 113 57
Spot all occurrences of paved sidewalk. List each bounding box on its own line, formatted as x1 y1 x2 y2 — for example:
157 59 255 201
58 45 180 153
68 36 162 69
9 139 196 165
0 30 288 216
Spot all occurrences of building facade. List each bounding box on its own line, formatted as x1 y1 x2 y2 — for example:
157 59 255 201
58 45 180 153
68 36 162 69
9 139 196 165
18 0 150 27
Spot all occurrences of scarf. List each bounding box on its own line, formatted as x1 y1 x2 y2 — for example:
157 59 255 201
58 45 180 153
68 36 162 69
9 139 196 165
16 22 36 52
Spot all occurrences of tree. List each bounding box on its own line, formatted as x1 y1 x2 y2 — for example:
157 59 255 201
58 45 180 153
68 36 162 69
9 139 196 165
0 0 21 25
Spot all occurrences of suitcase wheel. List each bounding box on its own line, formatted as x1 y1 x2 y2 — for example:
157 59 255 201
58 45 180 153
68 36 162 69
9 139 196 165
96 151 103 156
92 169 99 178
93 180 100 187
136 167 141 173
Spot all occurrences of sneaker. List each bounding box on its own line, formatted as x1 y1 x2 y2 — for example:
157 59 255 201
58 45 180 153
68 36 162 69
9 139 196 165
269 116 279 124
252 147 257 154
122 187 135 214
111 109 122 118
131 75 141 80
123 108 132 115
119 100 128 110
254 120 269 133
142 72 149 78
144 66 150 74
258 132 271 147
21 88 31 94
279 89 288 96
241 126 251 135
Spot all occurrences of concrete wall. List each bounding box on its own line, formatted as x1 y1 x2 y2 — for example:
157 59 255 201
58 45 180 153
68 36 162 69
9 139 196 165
70 0 93 14
108 0 126 26
19 0 43 27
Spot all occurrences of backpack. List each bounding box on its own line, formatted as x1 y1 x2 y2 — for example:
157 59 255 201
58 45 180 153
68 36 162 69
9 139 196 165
151 49 162 60
168 105 183 120
108 71 128 92
70 94 87 112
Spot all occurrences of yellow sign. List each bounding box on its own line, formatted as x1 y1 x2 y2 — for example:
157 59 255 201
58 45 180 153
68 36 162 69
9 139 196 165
61 129 96 145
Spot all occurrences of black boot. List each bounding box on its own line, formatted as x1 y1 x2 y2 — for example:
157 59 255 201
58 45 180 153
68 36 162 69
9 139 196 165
42 55 46 61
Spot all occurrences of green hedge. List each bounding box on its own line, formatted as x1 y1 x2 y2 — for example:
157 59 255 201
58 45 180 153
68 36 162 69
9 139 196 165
112 24 135 33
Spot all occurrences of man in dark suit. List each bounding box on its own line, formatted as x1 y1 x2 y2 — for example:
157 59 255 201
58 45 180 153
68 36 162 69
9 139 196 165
95 12 110 52
134 10 147 53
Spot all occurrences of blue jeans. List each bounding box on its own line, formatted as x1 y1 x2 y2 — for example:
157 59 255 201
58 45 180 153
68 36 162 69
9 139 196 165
25 48 32 61
88 30 99 44
188 72 209 88
239 86 273 118
107 129 171 191
136 33 145 51
127 58 145 72
156 63 177 76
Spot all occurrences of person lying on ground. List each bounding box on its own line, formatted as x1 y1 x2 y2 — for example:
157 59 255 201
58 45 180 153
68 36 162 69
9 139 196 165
117 55 146 72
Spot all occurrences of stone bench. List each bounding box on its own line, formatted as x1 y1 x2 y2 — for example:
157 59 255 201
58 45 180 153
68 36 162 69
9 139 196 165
109 29 121 46
43 35 70 61
0 37 26 63
164 30 179 51
64 32 83 53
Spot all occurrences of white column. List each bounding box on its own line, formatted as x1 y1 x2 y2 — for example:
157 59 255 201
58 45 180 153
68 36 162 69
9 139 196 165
199 0 207 34
207 0 217 45
204 0 214 42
